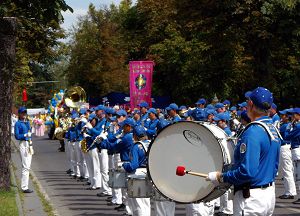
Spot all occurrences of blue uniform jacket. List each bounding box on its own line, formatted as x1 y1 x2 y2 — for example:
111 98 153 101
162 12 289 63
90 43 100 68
122 141 148 173
139 113 149 126
89 118 105 137
68 126 77 142
192 108 206 121
100 132 133 162
280 122 290 144
75 121 85 141
285 122 300 149
145 118 159 139
170 115 181 123
223 116 281 187
223 127 232 136
14 120 31 141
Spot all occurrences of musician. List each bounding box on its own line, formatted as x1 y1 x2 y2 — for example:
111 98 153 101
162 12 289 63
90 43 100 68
97 108 115 196
285 108 300 204
277 109 296 199
269 103 280 129
84 113 102 190
75 108 89 181
14 107 34 193
191 98 206 121
213 113 232 136
69 112 81 178
138 101 149 126
99 118 135 213
207 87 281 215
144 108 159 140
166 103 181 123
122 125 151 216
215 103 226 114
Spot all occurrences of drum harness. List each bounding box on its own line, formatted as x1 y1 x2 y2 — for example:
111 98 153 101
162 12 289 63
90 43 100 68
233 120 283 198
132 140 150 169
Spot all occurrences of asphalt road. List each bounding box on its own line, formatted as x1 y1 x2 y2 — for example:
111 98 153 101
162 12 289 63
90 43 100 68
30 135 300 216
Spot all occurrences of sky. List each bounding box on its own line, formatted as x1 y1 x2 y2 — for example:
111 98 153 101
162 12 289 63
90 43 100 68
61 0 125 31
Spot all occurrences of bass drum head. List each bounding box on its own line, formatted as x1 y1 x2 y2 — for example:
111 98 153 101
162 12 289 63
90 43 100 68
147 121 225 203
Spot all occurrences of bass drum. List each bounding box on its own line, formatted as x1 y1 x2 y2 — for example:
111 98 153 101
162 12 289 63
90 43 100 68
147 121 234 203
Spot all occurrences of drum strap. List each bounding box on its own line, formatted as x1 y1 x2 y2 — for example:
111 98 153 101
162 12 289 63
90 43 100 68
243 120 283 141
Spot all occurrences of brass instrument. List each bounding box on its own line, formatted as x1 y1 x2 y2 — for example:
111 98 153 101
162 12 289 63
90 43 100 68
54 86 86 140
64 86 86 109
80 138 88 153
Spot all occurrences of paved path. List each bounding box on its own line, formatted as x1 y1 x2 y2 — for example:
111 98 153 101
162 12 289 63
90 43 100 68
30 135 300 215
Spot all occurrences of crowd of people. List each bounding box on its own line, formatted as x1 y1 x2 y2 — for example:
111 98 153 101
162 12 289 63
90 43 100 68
13 86 300 216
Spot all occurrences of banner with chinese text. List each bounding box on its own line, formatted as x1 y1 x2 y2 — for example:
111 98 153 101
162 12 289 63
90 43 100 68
129 61 154 110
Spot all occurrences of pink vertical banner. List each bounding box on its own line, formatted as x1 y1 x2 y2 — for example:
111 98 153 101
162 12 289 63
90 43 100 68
129 61 154 110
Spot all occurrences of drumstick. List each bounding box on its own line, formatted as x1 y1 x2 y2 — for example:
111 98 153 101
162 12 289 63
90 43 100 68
176 166 208 178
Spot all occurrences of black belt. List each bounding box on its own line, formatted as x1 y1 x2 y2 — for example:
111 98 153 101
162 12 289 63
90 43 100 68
234 182 273 193
291 145 300 149
281 143 290 146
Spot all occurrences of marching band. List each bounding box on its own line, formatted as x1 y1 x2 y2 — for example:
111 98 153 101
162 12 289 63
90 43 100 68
15 86 300 216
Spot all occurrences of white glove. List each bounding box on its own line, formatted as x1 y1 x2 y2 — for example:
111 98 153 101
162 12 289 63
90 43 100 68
99 132 108 140
117 162 124 168
81 117 88 123
29 146 34 155
206 172 220 186
83 133 90 138
85 122 93 129
144 127 148 131
24 132 32 138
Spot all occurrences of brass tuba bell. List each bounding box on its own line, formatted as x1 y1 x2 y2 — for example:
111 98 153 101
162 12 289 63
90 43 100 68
64 86 86 108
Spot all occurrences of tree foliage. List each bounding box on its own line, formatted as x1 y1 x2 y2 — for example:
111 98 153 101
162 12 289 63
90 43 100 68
62 0 300 106
1 0 72 107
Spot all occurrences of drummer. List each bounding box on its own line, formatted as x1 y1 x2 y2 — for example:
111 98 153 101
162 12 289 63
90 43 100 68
122 125 151 216
207 87 281 215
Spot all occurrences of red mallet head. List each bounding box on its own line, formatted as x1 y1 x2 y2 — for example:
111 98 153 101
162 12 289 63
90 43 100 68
176 166 186 176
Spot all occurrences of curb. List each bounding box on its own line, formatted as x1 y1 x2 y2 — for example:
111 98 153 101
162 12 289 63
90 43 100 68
11 137 60 216
10 163 24 216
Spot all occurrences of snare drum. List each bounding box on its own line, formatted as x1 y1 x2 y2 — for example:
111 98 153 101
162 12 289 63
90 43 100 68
147 121 234 203
108 168 127 188
127 168 153 198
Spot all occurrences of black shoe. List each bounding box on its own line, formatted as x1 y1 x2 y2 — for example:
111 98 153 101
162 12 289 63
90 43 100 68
97 192 111 197
293 198 300 204
23 189 33 193
86 182 91 185
114 203 125 211
215 213 233 216
107 201 118 206
66 169 71 174
86 187 100 190
279 194 294 199
106 196 112 201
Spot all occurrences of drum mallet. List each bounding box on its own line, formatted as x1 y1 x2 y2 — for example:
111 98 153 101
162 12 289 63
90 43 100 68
176 166 208 178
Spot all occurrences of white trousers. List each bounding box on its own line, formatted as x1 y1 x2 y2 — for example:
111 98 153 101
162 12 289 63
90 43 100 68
220 189 233 214
292 147 300 191
279 144 297 195
99 149 111 194
233 185 275 216
69 141 77 175
74 141 88 178
19 141 32 190
131 198 151 216
185 202 215 216
109 154 122 204
88 148 102 188
64 139 72 171
153 201 175 216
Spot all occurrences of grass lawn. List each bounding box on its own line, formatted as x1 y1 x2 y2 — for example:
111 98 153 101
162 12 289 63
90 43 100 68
0 189 18 216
